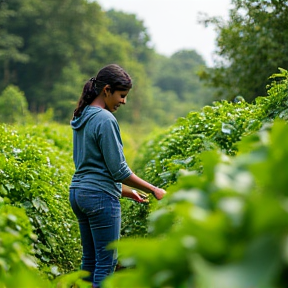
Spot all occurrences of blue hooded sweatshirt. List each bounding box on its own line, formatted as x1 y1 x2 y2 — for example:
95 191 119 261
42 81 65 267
70 105 132 198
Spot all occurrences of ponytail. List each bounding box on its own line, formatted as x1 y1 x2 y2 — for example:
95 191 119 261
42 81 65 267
73 77 98 118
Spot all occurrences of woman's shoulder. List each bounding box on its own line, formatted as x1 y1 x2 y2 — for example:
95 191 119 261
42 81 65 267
88 107 118 125
99 108 117 122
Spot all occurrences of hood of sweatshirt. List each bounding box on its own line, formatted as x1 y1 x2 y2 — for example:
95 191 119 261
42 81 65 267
70 105 102 131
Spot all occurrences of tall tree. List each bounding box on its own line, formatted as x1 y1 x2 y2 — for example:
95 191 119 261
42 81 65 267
1 0 155 125
0 85 30 123
200 0 288 102
105 9 153 64
4 0 108 112
152 50 214 110
0 0 29 88
0 0 214 126
155 50 206 99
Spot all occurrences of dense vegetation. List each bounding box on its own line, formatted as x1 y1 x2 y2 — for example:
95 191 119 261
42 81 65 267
200 0 288 102
0 0 212 126
0 123 79 275
107 119 288 288
134 68 288 188
104 69 288 288
2 0 288 121
0 121 150 279
0 68 288 287
1 0 288 287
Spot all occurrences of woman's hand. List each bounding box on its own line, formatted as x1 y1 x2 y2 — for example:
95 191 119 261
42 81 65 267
150 186 167 200
130 190 149 203
122 185 149 203
122 175 167 201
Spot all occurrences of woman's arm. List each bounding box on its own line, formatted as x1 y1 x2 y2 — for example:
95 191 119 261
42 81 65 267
122 173 166 200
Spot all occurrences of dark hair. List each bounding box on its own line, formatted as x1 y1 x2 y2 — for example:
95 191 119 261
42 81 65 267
73 64 132 118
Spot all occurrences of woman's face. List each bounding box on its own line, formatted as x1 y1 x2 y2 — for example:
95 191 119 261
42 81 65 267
104 89 130 113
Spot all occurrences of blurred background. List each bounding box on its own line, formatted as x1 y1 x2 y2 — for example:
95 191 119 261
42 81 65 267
0 0 230 133
2 0 287 134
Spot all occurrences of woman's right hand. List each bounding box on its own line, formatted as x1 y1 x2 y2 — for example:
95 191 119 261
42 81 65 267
151 187 166 200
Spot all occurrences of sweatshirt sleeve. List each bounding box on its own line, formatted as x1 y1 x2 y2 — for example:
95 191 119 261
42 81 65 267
97 116 132 181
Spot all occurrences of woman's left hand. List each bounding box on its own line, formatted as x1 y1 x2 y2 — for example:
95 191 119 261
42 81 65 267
130 190 149 203
122 186 149 203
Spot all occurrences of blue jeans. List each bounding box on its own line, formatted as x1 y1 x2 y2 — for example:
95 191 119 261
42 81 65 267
69 188 121 288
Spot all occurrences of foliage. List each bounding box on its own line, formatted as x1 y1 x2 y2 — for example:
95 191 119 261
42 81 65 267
0 69 288 287
50 62 87 123
0 85 30 123
199 0 288 102
0 123 81 276
0 203 37 280
134 68 288 188
0 0 29 87
149 50 215 119
120 199 150 238
106 9 153 64
1 0 117 112
0 208 91 288
0 0 212 127
115 124 162 238
104 119 288 288
21 122 73 153
153 50 208 101
0 120 157 279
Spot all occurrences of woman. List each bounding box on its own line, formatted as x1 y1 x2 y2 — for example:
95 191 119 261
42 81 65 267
69 64 166 288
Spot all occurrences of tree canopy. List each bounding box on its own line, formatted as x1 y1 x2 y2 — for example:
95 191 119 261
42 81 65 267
200 0 288 102
0 0 213 126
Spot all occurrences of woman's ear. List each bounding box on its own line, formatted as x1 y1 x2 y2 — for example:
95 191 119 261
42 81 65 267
103 85 110 97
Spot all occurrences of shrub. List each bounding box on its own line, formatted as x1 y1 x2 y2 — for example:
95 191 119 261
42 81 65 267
0 85 30 124
104 120 288 288
0 203 36 277
0 124 81 276
134 68 288 188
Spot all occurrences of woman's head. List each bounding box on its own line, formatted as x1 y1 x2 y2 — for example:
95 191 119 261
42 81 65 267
95 64 132 93
73 64 132 117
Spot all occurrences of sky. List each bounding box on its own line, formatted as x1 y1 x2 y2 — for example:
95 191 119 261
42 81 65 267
97 0 232 67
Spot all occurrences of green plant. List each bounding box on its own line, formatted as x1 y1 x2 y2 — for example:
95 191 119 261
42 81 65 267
104 120 288 288
134 68 288 189
0 203 37 280
0 85 30 124
0 124 81 276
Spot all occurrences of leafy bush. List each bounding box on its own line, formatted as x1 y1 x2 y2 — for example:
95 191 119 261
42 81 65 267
134 68 288 189
1 69 288 287
19 123 73 152
0 120 158 280
0 85 30 124
0 200 92 288
120 125 164 238
0 203 37 280
104 120 288 288
0 124 81 275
